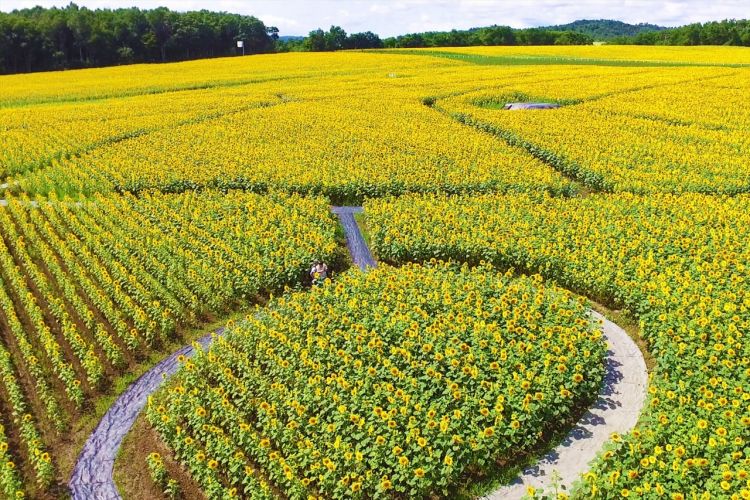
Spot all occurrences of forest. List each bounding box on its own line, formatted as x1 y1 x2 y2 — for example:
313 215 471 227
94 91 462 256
381 26 593 48
2 6 749 75
609 19 750 45
543 19 666 40
0 4 277 73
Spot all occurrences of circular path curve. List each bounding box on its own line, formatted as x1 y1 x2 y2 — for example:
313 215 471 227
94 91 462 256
69 329 224 499
68 206 647 499
485 310 648 498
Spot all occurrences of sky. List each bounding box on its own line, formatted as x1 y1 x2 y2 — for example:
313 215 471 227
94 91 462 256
1 0 748 37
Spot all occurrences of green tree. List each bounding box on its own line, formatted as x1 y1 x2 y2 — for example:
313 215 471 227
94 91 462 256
346 31 383 49
146 7 175 62
325 25 347 50
478 26 516 45
304 28 327 51
554 31 594 45
67 3 93 63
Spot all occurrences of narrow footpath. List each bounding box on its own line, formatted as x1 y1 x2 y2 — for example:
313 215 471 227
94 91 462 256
69 329 224 500
331 206 377 270
485 310 647 498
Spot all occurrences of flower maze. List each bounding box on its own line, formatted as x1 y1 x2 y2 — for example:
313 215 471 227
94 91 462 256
0 46 748 499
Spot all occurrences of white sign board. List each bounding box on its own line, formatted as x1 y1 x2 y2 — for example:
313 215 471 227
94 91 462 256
237 41 244 48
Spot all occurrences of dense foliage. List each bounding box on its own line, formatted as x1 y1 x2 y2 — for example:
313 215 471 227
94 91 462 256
0 191 337 496
610 19 750 46
0 4 276 74
278 26 383 52
544 19 667 41
366 192 750 497
383 26 593 48
148 262 605 498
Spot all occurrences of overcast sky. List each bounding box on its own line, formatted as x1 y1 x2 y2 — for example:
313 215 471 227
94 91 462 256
1 0 748 37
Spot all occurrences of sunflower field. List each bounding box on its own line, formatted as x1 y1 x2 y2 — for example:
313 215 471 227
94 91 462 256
147 262 605 498
0 44 749 498
10 49 750 202
435 69 750 194
365 192 750 497
0 191 337 497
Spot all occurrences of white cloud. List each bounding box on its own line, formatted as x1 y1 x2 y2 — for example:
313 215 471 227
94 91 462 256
1 0 748 36
257 14 302 29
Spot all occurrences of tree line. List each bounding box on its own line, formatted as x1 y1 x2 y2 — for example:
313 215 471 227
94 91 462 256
277 26 383 51
382 26 594 48
609 19 750 46
542 19 666 40
278 25 592 51
2 6 749 75
0 4 277 74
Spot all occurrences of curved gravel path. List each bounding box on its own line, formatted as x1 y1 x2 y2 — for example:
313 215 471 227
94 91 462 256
484 310 648 499
68 206 647 499
69 329 224 500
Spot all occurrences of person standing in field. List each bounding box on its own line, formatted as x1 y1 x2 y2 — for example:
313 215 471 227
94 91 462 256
310 260 328 286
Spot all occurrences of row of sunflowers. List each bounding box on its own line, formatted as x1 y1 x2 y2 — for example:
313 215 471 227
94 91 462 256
0 191 338 497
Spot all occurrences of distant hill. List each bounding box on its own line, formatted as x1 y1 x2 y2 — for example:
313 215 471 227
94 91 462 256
279 35 305 42
542 19 667 40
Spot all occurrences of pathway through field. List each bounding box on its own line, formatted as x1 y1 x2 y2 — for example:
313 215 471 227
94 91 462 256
68 206 646 499
485 311 647 498
331 206 377 270
69 329 224 499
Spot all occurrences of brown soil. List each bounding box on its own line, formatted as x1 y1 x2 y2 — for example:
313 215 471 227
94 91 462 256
114 413 206 500
589 300 655 371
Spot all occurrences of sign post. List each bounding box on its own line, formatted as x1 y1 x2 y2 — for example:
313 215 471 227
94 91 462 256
237 40 244 56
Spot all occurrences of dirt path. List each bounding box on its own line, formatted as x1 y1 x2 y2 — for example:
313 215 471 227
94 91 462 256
331 206 377 270
68 329 223 500
484 310 648 499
